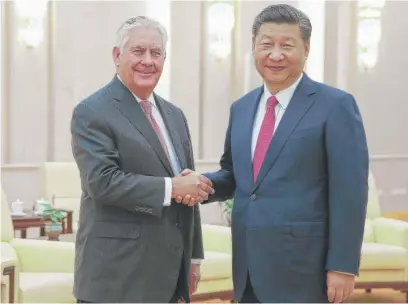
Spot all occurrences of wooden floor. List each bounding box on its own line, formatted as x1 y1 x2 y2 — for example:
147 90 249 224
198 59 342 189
198 289 407 303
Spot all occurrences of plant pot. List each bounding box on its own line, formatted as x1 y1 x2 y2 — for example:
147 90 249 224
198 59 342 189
45 222 62 241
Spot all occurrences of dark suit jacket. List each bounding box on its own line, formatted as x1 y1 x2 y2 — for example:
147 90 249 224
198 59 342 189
71 76 203 303
205 73 369 302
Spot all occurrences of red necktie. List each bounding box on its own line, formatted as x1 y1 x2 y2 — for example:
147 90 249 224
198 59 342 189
253 96 279 181
139 100 170 159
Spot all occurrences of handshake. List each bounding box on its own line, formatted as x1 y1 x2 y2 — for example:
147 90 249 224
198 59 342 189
171 169 214 206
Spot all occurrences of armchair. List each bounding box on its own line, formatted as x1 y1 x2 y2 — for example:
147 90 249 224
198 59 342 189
191 224 233 302
356 172 408 301
1 187 75 303
41 162 81 232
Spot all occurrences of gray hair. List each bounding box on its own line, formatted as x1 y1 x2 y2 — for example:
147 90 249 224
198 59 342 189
252 4 312 43
115 16 168 53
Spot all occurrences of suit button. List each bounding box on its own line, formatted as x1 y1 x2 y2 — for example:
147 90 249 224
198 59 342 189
250 194 256 200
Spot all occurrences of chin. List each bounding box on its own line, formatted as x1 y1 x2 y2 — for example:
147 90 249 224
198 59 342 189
265 75 288 84
133 76 156 85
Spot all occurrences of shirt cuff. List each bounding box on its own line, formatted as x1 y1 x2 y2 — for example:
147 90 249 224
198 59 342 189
331 270 355 276
191 259 202 264
163 177 172 206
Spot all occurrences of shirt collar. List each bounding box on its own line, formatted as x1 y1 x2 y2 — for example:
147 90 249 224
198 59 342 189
116 74 156 107
262 73 303 110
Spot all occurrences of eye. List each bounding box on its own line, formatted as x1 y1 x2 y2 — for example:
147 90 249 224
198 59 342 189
133 49 144 55
260 43 272 50
152 50 162 57
283 44 293 48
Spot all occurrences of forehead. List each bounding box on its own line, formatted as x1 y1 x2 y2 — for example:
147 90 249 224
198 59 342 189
125 27 163 48
256 22 302 40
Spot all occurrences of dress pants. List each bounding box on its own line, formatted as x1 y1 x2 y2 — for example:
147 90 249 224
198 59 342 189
239 273 260 303
77 255 185 303
169 255 187 303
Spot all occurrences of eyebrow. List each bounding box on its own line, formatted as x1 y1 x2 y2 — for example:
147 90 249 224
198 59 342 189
131 45 162 51
259 35 296 42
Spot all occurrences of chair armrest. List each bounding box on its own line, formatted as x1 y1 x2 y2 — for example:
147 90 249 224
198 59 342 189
10 238 74 273
1 256 17 271
1 243 19 304
202 224 232 254
373 217 408 249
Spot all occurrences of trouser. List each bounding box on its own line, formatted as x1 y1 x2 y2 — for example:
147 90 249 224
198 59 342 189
239 273 260 303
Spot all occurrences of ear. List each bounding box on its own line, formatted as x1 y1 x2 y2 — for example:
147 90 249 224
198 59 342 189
304 41 310 59
112 46 121 67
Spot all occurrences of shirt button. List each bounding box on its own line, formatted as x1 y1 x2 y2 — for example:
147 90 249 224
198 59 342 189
250 194 256 200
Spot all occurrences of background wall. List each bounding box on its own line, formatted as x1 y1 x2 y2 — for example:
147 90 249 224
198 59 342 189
1 0 407 219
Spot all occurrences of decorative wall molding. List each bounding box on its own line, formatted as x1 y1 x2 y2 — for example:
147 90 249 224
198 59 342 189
370 155 408 161
2 154 408 171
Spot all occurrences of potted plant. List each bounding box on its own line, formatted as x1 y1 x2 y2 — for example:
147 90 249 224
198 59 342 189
41 204 65 241
220 198 234 226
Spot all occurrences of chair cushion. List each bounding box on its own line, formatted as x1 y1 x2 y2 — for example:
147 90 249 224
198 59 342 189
361 243 407 270
200 251 232 281
363 219 374 242
19 272 74 303
194 277 233 296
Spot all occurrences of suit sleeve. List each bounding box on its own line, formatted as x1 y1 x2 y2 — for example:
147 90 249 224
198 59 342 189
325 94 369 275
203 105 236 203
71 102 166 217
181 111 204 260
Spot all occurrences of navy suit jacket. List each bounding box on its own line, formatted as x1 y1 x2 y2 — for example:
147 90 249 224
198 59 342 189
204 73 369 302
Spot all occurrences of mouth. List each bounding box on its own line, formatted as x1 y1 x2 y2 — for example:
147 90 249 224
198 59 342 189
134 70 155 75
267 66 285 72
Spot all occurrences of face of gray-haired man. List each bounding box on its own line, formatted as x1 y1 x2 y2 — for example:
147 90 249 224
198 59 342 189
113 26 165 99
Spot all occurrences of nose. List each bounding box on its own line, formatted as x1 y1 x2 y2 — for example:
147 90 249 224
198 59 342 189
268 48 284 61
141 52 153 65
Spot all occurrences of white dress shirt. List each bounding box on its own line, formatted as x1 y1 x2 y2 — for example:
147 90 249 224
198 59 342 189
251 74 303 159
117 76 178 206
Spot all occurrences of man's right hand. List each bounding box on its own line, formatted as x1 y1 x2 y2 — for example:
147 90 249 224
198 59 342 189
171 171 213 204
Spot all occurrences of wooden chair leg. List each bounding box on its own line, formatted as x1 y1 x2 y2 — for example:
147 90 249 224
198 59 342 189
365 288 371 293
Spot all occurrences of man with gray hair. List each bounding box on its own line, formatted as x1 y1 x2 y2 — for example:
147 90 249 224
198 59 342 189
178 3 368 303
71 16 213 303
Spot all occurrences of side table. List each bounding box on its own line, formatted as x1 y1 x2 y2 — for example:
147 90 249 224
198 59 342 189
11 214 46 238
12 209 73 239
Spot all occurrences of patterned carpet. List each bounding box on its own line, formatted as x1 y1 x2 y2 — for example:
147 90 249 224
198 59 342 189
346 289 407 303
200 289 407 303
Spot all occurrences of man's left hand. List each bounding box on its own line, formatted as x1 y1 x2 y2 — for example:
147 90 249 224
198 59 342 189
189 264 201 296
327 271 355 303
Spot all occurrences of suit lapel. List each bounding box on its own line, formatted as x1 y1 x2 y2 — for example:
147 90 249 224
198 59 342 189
253 74 317 191
110 76 174 176
241 87 264 189
154 94 188 170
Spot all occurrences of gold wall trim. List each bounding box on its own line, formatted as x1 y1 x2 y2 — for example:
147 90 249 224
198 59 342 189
382 212 408 221
1 164 41 170
370 155 408 161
